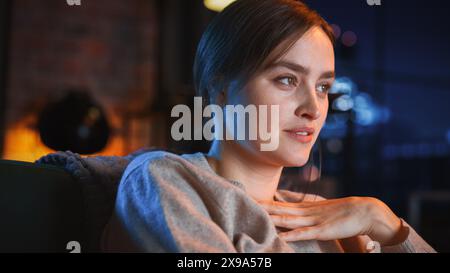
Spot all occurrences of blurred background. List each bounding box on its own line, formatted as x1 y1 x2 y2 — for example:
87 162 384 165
0 0 449 251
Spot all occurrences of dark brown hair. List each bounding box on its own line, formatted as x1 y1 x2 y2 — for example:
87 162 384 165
193 0 334 104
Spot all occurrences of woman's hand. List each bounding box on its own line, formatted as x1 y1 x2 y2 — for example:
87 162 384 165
259 197 406 246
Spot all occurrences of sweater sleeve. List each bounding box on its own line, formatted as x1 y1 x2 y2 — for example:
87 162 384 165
103 151 237 253
379 219 436 253
347 219 436 253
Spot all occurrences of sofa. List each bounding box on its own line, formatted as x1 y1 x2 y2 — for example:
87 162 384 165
0 149 154 253
0 159 85 252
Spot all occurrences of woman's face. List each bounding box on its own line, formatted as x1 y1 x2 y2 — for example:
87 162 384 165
225 26 335 167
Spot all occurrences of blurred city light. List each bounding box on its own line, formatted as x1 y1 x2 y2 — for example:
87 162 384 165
323 77 392 141
330 24 341 39
342 31 357 47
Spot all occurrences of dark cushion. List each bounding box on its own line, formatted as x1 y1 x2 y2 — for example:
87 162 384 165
0 159 84 252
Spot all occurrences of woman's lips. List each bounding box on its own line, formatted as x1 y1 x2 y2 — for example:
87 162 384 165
284 127 315 144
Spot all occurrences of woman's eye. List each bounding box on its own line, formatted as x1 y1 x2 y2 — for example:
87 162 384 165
276 76 297 87
317 83 331 94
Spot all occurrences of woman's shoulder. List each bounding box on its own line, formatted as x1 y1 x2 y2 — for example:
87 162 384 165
111 150 213 252
125 150 180 170
119 149 218 198
122 150 200 180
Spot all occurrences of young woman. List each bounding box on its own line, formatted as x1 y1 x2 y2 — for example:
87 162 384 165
102 0 435 252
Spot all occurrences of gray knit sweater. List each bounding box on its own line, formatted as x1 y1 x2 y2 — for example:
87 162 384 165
101 151 436 253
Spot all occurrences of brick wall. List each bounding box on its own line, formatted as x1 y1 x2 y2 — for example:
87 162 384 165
3 0 160 161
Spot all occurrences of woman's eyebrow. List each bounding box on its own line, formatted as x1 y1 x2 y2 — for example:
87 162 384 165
319 71 335 80
267 60 335 79
268 61 309 74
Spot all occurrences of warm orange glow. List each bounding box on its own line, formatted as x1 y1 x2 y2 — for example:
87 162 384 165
3 122 54 162
3 114 127 162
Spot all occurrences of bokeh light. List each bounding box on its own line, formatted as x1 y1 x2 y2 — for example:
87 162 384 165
341 31 357 47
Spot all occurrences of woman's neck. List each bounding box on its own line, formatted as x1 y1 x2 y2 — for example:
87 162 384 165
206 140 283 202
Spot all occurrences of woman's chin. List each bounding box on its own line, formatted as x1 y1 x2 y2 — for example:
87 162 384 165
274 153 310 167
250 142 311 167
292 157 310 167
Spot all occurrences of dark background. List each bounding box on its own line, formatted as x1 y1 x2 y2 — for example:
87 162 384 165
0 0 449 251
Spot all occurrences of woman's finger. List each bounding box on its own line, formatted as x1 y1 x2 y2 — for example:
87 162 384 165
270 200 320 208
259 203 315 216
279 225 327 242
270 215 319 229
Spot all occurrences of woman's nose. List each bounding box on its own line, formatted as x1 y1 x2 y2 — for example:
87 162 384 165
295 88 321 121
303 108 321 120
